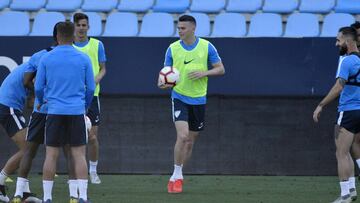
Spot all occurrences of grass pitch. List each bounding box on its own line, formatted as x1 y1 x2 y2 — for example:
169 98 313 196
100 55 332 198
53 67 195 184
4 175 344 202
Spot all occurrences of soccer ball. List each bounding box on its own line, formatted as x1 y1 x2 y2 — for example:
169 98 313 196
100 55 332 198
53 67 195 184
159 66 180 86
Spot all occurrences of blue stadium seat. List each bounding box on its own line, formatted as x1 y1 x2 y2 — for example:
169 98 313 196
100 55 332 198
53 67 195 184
103 12 138 37
0 11 29 36
153 0 189 13
139 13 174 37
321 13 355 37
226 0 262 13
284 13 319 37
263 0 298 13
186 13 210 37
10 0 46 11
82 0 118 12
30 12 65 36
211 13 246 37
190 0 225 13
117 0 154 12
335 0 360 14
299 0 335 13
46 0 82 12
0 0 10 10
248 13 282 37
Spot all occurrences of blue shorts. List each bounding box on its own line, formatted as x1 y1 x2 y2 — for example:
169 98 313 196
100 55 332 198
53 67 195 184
172 98 205 131
0 103 26 137
45 114 88 147
336 110 360 134
26 112 46 144
87 96 100 126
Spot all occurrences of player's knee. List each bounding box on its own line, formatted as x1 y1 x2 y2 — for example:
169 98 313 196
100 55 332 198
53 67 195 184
88 135 98 143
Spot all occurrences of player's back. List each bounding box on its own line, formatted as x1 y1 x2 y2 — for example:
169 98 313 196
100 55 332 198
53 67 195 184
338 54 360 111
39 45 94 115
0 63 30 111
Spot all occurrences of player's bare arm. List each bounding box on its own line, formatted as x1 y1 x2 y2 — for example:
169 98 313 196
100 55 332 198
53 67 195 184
188 61 225 80
95 63 106 84
313 77 346 123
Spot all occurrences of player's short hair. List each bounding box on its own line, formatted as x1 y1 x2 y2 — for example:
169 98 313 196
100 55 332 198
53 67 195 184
351 21 360 30
179 15 196 26
52 22 61 42
56 21 75 41
73 13 89 24
339 26 357 41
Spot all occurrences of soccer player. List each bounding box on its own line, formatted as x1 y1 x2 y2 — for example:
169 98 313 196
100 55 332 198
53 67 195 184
35 21 95 203
73 12 107 184
158 15 225 194
313 27 360 203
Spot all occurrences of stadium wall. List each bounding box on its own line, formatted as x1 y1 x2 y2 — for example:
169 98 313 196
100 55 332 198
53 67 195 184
0 37 340 175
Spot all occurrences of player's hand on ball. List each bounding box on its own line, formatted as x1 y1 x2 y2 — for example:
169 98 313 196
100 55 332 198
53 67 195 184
157 76 173 89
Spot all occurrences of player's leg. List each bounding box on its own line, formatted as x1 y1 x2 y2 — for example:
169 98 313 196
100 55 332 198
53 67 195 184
13 112 45 202
63 144 79 201
350 132 360 201
69 115 89 202
42 114 64 202
87 96 101 184
333 124 354 203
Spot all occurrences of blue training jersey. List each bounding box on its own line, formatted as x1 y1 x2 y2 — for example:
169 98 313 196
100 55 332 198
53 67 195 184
27 48 53 113
337 54 360 112
0 63 30 111
35 45 95 115
164 37 221 105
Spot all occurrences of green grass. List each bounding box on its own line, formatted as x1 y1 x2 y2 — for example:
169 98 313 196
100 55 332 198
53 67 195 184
4 175 345 203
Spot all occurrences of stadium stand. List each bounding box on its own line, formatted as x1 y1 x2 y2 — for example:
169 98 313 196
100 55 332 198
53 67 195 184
117 0 154 12
139 12 174 37
320 13 355 37
335 0 360 14
0 0 10 10
46 0 82 12
10 0 46 11
153 0 189 13
226 0 263 13
30 12 65 36
299 0 335 13
211 13 246 37
190 0 226 13
284 13 319 37
0 11 29 36
81 0 118 12
262 0 299 13
103 12 138 37
248 13 283 37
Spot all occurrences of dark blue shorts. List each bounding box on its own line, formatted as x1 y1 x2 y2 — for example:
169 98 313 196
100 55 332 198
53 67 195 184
172 98 205 132
45 114 88 147
336 110 360 134
87 96 100 126
26 112 46 144
0 103 26 137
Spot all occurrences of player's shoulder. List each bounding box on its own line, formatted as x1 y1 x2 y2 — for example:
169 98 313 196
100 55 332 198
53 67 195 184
342 54 360 65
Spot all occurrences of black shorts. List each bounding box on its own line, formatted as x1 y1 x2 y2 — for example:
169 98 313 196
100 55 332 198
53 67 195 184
45 114 88 147
87 96 100 126
0 103 26 137
336 110 360 134
26 112 46 144
172 98 205 131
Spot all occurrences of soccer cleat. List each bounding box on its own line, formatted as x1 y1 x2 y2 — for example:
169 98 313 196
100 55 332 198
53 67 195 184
69 196 78 203
89 173 101 184
5 178 13 183
23 192 42 203
167 180 174 193
331 194 352 203
172 179 183 194
0 184 9 202
78 198 91 203
10 196 21 203
350 188 357 201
